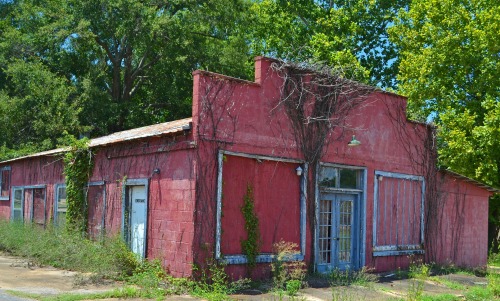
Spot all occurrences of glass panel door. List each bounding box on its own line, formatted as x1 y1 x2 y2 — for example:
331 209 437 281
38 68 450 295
317 193 358 272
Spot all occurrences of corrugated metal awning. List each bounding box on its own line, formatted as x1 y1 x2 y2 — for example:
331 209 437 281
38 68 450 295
0 118 192 164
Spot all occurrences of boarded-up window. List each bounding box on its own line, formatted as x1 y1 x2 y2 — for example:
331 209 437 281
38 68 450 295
87 184 106 239
217 152 306 264
373 171 424 256
32 188 46 226
0 167 10 200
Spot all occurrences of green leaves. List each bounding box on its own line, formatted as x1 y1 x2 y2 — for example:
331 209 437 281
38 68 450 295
391 0 500 187
250 0 407 86
0 59 81 151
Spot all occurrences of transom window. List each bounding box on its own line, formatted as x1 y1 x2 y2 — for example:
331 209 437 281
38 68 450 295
319 166 362 190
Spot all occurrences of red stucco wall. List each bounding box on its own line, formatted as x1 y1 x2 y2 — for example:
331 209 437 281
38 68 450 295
428 172 490 268
191 56 492 274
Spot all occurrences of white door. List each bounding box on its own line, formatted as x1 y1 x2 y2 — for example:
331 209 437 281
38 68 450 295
128 185 147 259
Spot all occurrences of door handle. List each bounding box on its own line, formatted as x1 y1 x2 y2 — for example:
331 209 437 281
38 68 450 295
333 237 340 241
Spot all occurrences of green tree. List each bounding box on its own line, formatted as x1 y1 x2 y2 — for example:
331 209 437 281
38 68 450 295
0 60 81 159
250 0 409 87
0 0 254 158
390 0 500 188
390 0 500 250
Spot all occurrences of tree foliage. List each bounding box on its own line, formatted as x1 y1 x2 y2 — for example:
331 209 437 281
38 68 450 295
250 0 409 86
390 0 500 188
0 0 254 158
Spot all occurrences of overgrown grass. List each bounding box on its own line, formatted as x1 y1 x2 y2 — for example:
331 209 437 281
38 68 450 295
0 220 245 301
7 287 141 301
0 220 138 278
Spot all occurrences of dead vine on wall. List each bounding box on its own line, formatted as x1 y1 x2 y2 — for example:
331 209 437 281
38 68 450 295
384 97 465 263
192 77 241 270
271 61 375 263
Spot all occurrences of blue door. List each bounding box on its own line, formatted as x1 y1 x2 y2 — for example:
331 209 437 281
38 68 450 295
317 193 359 272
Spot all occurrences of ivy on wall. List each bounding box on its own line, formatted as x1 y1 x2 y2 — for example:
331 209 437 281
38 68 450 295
63 138 94 234
240 184 260 268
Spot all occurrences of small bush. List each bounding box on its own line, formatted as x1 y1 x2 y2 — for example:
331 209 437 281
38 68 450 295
191 258 249 301
488 272 500 297
407 256 430 301
271 240 306 295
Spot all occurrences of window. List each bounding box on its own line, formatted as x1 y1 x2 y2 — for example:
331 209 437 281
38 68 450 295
12 188 23 222
55 184 67 227
0 166 11 200
319 166 362 190
373 171 425 256
11 185 46 224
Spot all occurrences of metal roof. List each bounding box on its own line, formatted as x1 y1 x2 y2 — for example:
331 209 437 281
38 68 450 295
441 169 499 193
0 118 192 164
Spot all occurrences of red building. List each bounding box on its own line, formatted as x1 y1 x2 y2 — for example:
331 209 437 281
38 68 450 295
0 57 495 278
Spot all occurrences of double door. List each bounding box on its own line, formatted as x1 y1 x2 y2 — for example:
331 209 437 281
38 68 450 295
317 193 360 272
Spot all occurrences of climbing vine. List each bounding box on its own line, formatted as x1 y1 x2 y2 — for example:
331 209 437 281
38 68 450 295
271 61 375 264
240 184 260 268
63 138 94 234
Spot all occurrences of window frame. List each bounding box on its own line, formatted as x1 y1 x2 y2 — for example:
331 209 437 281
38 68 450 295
0 166 11 201
11 185 46 223
11 187 24 222
215 150 308 264
372 170 425 257
54 183 67 227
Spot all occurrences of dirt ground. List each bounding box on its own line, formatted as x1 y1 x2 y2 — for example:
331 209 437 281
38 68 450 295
0 252 492 300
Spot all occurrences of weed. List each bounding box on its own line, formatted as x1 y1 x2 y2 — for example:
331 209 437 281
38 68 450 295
489 253 500 267
191 257 249 301
332 286 355 301
488 271 500 297
271 240 306 296
428 276 465 290
418 293 459 301
330 267 376 287
286 279 302 296
464 285 494 301
407 257 430 301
